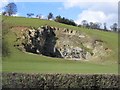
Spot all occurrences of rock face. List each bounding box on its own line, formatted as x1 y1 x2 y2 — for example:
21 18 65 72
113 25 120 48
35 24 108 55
15 25 110 60
22 26 61 58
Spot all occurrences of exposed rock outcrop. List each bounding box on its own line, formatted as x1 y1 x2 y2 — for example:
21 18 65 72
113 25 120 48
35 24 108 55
13 25 111 61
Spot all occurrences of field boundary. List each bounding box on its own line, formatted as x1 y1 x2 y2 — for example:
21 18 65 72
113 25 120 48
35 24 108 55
2 72 119 89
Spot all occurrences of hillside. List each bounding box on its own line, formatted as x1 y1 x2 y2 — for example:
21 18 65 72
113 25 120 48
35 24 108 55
2 16 118 73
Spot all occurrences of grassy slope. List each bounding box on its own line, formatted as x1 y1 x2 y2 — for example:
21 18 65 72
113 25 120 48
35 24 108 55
2 16 118 73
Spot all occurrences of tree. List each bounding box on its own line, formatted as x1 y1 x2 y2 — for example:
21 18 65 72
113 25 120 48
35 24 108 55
4 2 17 16
55 15 77 26
89 22 93 27
103 23 107 30
81 20 88 27
2 12 7 16
96 22 102 29
86 23 90 29
91 22 101 29
113 23 118 32
48 12 53 20
36 14 42 19
27 13 34 18
55 15 62 22
110 23 118 32
78 24 82 27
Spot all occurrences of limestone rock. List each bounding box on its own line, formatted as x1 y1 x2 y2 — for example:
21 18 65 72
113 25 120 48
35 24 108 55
16 25 110 61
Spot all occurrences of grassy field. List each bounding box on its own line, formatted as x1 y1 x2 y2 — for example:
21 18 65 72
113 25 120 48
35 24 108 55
2 16 118 73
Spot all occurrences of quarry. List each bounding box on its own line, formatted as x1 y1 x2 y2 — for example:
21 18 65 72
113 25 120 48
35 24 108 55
12 25 111 61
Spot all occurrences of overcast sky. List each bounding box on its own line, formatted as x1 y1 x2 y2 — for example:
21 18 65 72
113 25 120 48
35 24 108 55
0 0 119 29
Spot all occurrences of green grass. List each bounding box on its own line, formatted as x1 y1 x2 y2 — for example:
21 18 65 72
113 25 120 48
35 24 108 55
2 16 118 74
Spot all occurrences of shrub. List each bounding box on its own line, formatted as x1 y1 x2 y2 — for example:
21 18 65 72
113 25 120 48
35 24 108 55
2 73 119 89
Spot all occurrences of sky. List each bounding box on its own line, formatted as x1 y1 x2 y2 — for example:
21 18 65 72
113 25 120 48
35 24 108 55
15 2 83 20
0 0 119 29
